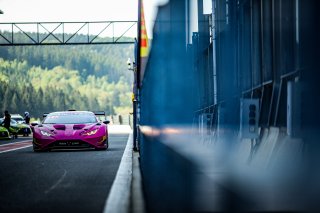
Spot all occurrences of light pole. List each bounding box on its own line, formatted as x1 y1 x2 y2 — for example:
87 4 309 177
127 58 138 151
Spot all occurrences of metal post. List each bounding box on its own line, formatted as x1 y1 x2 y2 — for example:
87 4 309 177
137 0 142 88
132 0 142 151
133 99 138 151
132 57 138 151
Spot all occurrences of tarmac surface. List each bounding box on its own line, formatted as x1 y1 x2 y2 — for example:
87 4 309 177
0 125 141 213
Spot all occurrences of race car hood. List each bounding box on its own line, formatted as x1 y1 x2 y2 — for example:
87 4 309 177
52 124 87 131
17 123 31 128
0 126 8 131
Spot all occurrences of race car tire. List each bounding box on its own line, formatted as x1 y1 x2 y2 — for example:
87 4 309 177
95 139 108 151
32 144 45 152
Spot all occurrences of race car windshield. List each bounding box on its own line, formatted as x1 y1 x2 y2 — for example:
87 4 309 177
12 117 24 122
43 113 98 124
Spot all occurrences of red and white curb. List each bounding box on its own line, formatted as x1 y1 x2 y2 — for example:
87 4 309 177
0 140 32 153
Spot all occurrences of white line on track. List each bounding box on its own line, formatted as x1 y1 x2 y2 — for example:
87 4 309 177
103 133 133 213
0 139 32 153
0 145 32 154
45 169 68 194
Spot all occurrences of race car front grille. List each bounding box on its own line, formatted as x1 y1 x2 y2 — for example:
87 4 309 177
49 140 92 149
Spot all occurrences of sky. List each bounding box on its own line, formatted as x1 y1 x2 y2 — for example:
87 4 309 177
0 0 168 37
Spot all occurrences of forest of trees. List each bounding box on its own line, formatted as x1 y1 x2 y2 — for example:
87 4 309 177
0 32 134 119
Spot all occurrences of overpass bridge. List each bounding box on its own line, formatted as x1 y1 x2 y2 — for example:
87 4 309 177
0 21 137 46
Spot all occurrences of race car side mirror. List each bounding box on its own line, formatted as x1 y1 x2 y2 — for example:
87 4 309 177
103 120 110 125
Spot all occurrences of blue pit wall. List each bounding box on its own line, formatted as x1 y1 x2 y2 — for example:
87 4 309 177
138 0 320 212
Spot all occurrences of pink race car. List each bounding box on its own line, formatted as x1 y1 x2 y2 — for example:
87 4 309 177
32 111 109 152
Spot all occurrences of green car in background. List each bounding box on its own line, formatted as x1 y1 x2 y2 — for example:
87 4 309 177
11 114 25 124
0 118 19 139
10 114 32 136
0 118 25 139
0 125 11 139
16 122 32 136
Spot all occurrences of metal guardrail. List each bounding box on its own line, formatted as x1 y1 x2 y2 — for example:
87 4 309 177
0 21 137 46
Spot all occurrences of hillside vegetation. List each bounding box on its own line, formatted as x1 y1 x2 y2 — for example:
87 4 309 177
0 33 134 118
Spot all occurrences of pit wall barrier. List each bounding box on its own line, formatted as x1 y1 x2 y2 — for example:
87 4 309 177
139 125 308 212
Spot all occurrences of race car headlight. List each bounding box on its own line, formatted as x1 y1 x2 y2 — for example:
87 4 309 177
82 129 98 136
40 130 53 136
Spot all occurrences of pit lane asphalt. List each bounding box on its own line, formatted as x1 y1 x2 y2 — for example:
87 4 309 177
0 133 129 213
